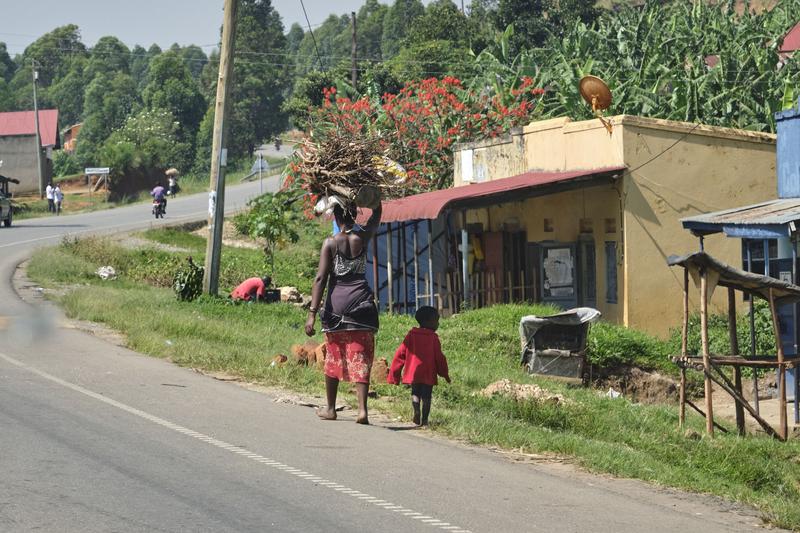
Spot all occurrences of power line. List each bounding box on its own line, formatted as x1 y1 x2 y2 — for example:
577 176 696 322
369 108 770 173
299 0 324 70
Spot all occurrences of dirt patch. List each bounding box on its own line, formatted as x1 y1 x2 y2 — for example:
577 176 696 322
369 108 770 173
191 220 262 251
480 379 569 405
116 235 190 254
594 367 680 405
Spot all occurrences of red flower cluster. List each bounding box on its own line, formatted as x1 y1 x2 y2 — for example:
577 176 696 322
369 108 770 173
290 76 546 195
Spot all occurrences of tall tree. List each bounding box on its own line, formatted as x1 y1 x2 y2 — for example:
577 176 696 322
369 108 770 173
180 45 208 80
48 56 87 127
295 14 351 73
0 43 15 82
286 23 305 58
76 72 139 165
382 0 425 58
495 0 598 53
227 0 292 156
85 36 131 80
10 24 87 108
356 0 389 61
142 50 206 137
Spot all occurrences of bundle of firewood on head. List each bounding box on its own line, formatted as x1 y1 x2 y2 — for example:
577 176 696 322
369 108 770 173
291 130 408 218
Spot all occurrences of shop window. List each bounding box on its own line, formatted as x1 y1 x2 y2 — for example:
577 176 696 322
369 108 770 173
544 218 554 232
605 241 617 304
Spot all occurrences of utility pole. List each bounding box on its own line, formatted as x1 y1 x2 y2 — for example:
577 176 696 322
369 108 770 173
31 59 44 199
351 11 357 87
203 0 238 295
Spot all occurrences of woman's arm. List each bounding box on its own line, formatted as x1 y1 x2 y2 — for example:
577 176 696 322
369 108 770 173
305 238 333 336
361 202 383 236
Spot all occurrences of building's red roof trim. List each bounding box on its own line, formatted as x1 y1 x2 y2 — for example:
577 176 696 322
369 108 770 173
357 166 627 224
780 21 800 53
0 109 59 147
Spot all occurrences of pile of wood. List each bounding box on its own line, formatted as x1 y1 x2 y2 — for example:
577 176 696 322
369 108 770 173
293 131 407 211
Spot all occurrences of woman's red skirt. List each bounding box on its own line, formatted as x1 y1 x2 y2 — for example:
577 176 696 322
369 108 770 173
324 330 375 383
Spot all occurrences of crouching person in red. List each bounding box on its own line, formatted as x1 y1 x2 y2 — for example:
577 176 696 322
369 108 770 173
230 276 272 302
387 306 450 426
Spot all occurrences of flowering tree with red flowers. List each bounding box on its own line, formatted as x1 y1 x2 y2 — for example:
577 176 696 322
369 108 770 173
286 76 545 196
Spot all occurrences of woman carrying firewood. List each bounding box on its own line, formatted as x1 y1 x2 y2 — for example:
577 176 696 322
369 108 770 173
305 197 382 425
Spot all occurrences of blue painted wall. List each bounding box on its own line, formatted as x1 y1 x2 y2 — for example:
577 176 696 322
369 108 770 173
776 97 800 199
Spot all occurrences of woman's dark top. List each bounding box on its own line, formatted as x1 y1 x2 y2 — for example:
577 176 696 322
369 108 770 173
320 236 379 332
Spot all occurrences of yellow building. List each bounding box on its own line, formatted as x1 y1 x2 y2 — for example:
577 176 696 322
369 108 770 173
370 115 776 337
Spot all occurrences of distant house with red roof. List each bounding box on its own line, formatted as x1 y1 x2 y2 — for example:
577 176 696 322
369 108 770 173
779 21 800 63
0 109 60 193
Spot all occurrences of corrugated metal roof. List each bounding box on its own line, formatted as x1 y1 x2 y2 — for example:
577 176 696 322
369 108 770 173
0 109 59 147
682 198 800 227
357 166 626 224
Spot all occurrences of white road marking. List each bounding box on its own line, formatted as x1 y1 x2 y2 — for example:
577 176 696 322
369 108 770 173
0 350 470 531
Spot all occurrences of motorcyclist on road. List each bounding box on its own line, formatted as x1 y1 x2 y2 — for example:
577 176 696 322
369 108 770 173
151 183 167 214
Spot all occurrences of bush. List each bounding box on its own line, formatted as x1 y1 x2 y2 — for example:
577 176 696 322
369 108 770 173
52 150 81 177
587 321 671 371
173 257 204 301
666 299 776 357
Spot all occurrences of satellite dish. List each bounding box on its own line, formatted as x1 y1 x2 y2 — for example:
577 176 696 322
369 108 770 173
579 75 613 134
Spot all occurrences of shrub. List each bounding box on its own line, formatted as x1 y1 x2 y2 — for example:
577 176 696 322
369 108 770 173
666 299 776 357
587 321 671 371
173 257 204 301
52 150 81 177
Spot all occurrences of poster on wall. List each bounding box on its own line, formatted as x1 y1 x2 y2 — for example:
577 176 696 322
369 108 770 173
543 247 574 298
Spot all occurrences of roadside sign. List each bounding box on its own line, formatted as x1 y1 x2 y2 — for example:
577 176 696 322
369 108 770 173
84 167 110 174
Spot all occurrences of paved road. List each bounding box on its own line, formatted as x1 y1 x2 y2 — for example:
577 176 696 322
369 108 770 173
0 180 774 532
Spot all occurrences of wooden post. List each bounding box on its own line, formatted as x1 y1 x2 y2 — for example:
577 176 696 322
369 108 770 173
413 222 419 310
507 271 513 303
700 268 714 437
401 223 408 314
461 211 469 308
436 272 443 314
428 220 435 306
680 268 688 428
728 287 745 436
203 0 238 295
446 273 454 313
350 11 358 87
387 223 393 314
768 289 788 441
746 241 760 415
372 232 380 309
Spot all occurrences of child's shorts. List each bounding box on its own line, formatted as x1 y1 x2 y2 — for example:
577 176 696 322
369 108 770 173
411 383 433 400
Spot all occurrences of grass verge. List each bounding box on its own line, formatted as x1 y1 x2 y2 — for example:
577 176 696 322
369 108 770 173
25 231 800 530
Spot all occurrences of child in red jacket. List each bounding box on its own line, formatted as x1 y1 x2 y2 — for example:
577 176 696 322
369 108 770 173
387 306 450 426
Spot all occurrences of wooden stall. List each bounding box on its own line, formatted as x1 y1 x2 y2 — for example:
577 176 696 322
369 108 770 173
669 252 800 440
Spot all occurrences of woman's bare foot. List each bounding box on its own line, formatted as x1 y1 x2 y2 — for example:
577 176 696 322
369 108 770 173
356 412 369 425
316 407 337 420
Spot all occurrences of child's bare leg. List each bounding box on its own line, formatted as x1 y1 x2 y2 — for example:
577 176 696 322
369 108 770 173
317 375 339 420
355 382 369 424
411 393 421 425
421 397 431 426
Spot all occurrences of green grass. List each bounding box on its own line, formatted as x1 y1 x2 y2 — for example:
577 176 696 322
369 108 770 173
25 230 800 530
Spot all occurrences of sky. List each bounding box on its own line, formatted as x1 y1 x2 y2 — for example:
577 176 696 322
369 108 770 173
2 0 425 55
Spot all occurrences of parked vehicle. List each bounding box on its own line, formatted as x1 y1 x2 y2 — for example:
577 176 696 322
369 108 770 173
0 175 19 227
152 198 166 219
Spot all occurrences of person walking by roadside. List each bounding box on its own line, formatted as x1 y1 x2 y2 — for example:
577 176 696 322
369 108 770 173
305 199 382 425
54 184 64 215
167 176 178 197
387 306 450 426
45 182 55 213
